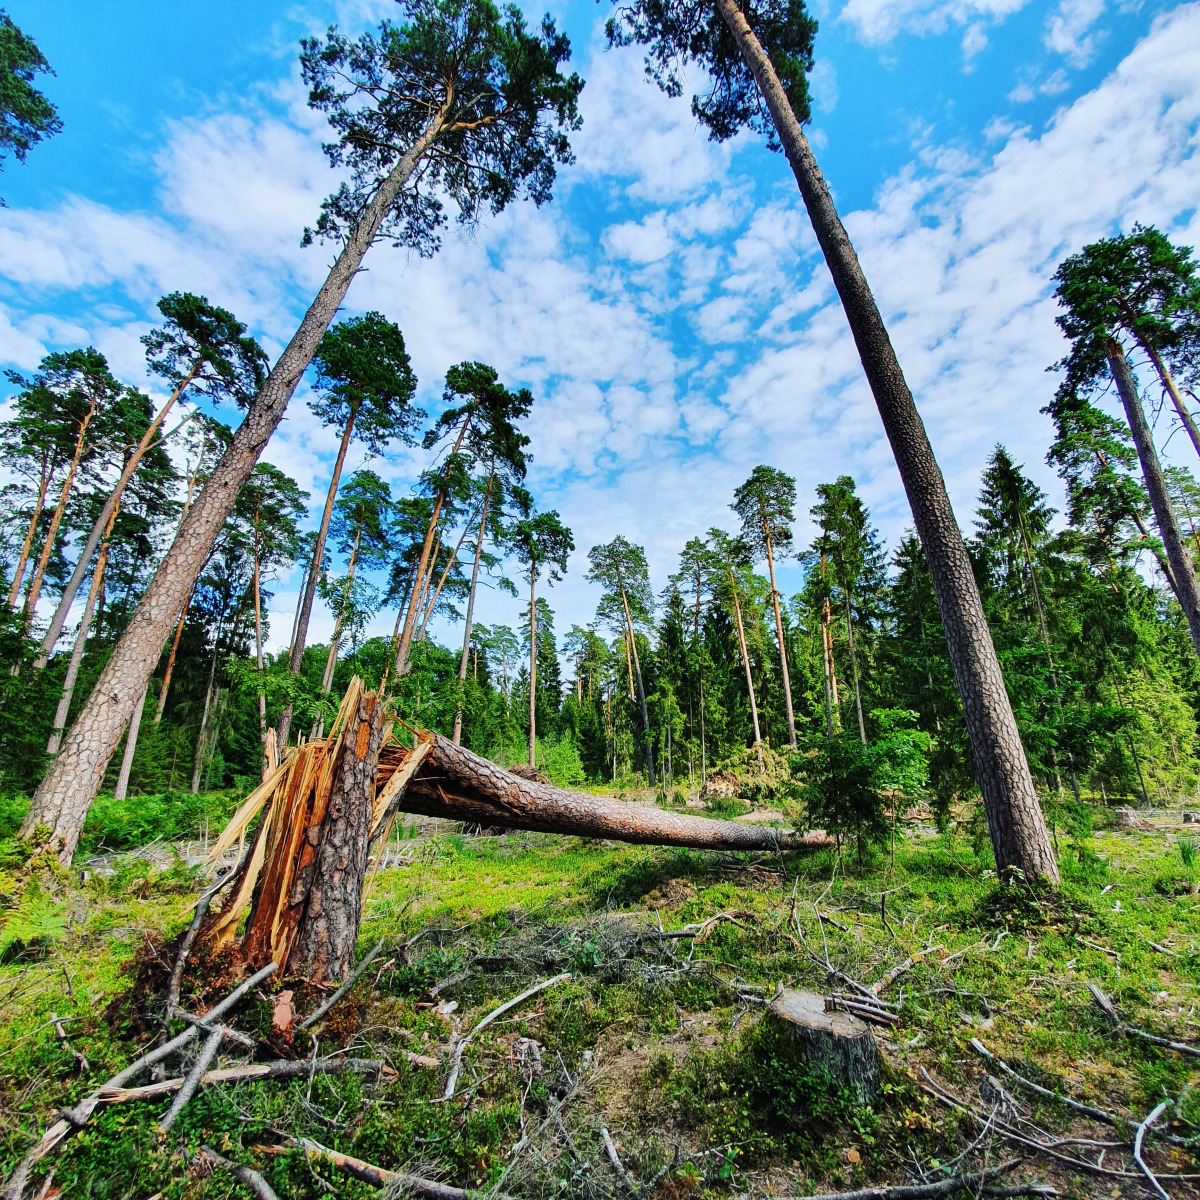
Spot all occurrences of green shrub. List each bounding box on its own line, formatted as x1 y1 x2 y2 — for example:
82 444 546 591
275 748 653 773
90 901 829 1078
78 789 242 854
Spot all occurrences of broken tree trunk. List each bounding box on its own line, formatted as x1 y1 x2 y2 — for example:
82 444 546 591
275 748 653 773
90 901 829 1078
768 988 880 1105
393 732 828 852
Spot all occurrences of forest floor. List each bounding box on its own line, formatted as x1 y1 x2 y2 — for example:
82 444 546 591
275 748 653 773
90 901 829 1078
2 800 1200 1198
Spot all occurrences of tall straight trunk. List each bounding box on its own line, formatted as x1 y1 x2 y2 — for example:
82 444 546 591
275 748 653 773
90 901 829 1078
21 100 452 861
113 685 147 802
253 526 266 743
622 630 635 701
155 585 193 722
8 452 51 610
728 570 764 755
411 531 439 642
35 362 202 668
46 532 113 756
191 630 222 795
763 530 797 748
394 417 472 677
1105 337 1200 656
23 400 96 622
320 524 363 696
1120 297 1200 461
621 587 655 783
528 567 537 769
453 479 493 745
713 0 1057 883
842 590 866 744
278 409 357 748
419 509 476 640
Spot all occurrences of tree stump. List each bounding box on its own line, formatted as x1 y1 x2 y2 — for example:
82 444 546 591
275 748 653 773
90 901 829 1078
767 988 880 1106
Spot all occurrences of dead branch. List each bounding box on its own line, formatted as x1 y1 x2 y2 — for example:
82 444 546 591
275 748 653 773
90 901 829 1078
271 1135 516 1199
167 855 246 1015
444 972 571 1100
48 1014 87 1074
601 1125 635 1190
1134 1102 1172 1200
969 1039 1116 1125
779 1159 1053 1199
299 940 384 1030
870 946 943 997
1088 982 1200 1059
157 1025 224 1133
99 1058 395 1104
195 1145 278 1200
827 997 901 1027
2 962 278 1198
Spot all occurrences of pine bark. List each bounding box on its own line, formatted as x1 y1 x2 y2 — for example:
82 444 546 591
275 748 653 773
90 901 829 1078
712 0 1057 883
21 103 450 861
1105 338 1200 657
288 690 389 983
402 731 830 851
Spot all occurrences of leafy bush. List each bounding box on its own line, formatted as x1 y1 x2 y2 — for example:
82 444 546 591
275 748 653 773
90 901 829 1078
78 789 242 853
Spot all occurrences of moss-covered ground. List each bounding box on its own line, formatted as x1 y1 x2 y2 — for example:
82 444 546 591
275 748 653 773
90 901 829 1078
2 805 1200 1197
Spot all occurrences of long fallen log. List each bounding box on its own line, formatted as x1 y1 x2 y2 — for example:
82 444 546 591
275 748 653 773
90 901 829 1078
393 732 832 853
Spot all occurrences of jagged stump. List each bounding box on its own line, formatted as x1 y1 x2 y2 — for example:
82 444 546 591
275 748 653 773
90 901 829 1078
767 989 880 1106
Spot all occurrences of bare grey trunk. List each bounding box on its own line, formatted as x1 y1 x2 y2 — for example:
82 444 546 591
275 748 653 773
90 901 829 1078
453 480 492 745
764 533 797 748
528 569 537 769
621 587 655 783
113 685 147 802
280 411 356 750
728 572 764 764
19 101 451 862
1105 337 1200 657
713 0 1058 883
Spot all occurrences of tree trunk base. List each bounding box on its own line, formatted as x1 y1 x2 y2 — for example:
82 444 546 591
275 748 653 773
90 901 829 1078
767 988 880 1106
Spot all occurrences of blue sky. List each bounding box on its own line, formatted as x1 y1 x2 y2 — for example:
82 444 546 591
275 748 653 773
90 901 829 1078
2 0 1199 656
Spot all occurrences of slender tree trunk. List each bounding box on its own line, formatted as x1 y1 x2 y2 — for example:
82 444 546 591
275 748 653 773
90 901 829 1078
453 480 493 745
155 586 193 722
621 587 655 783
23 402 96 622
8 453 50 610
842 589 867 744
279 410 357 748
1105 337 1200 657
191 627 222 795
19 102 453 861
419 509 476 640
728 570 764 760
528 568 537 768
113 685 147 802
35 363 202 668
819 548 838 736
253 526 266 743
1121 300 1200 461
764 531 797 748
394 417 472 676
320 525 363 697
411 530 439 642
713 0 1057 883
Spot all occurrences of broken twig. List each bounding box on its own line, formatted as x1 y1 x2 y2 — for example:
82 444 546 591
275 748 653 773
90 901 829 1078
299 940 384 1030
1133 1102 1172 1200
195 1145 278 1200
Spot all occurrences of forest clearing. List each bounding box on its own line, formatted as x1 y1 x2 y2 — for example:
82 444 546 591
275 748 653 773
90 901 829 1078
3 0 1200 1196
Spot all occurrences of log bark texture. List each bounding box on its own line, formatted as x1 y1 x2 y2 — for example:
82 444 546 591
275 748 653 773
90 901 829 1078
768 988 880 1106
288 690 390 983
711 0 1058 885
398 732 828 852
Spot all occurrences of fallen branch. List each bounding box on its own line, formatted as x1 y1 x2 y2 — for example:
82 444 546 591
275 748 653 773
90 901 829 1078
158 1025 223 1132
2 962 278 1198
269 1135 516 1199
828 997 901 1027
48 1014 87 1074
99 1058 395 1104
195 1145 278 1200
601 1125 635 1190
969 1039 1116 1126
299 940 384 1030
776 1159 1053 1199
1133 1102 1172 1200
444 972 571 1100
870 947 943 997
1088 983 1200 1059
167 856 245 1015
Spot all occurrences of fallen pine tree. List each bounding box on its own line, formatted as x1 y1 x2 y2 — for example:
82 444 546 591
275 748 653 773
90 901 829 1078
196 679 830 984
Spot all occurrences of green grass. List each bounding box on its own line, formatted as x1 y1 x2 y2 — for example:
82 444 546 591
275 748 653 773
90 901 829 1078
0 805 1198 1197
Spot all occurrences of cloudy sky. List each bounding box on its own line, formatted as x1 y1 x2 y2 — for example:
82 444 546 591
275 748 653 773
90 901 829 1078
2 0 1198 657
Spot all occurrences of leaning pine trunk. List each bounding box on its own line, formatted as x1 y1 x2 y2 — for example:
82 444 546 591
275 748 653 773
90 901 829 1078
453 479 493 744
712 0 1058 883
288 689 389 983
7 453 50 610
1105 337 1200 657
22 102 450 862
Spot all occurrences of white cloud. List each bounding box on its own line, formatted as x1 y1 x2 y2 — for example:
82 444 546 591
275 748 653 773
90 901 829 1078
838 0 1031 46
1045 0 1107 65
